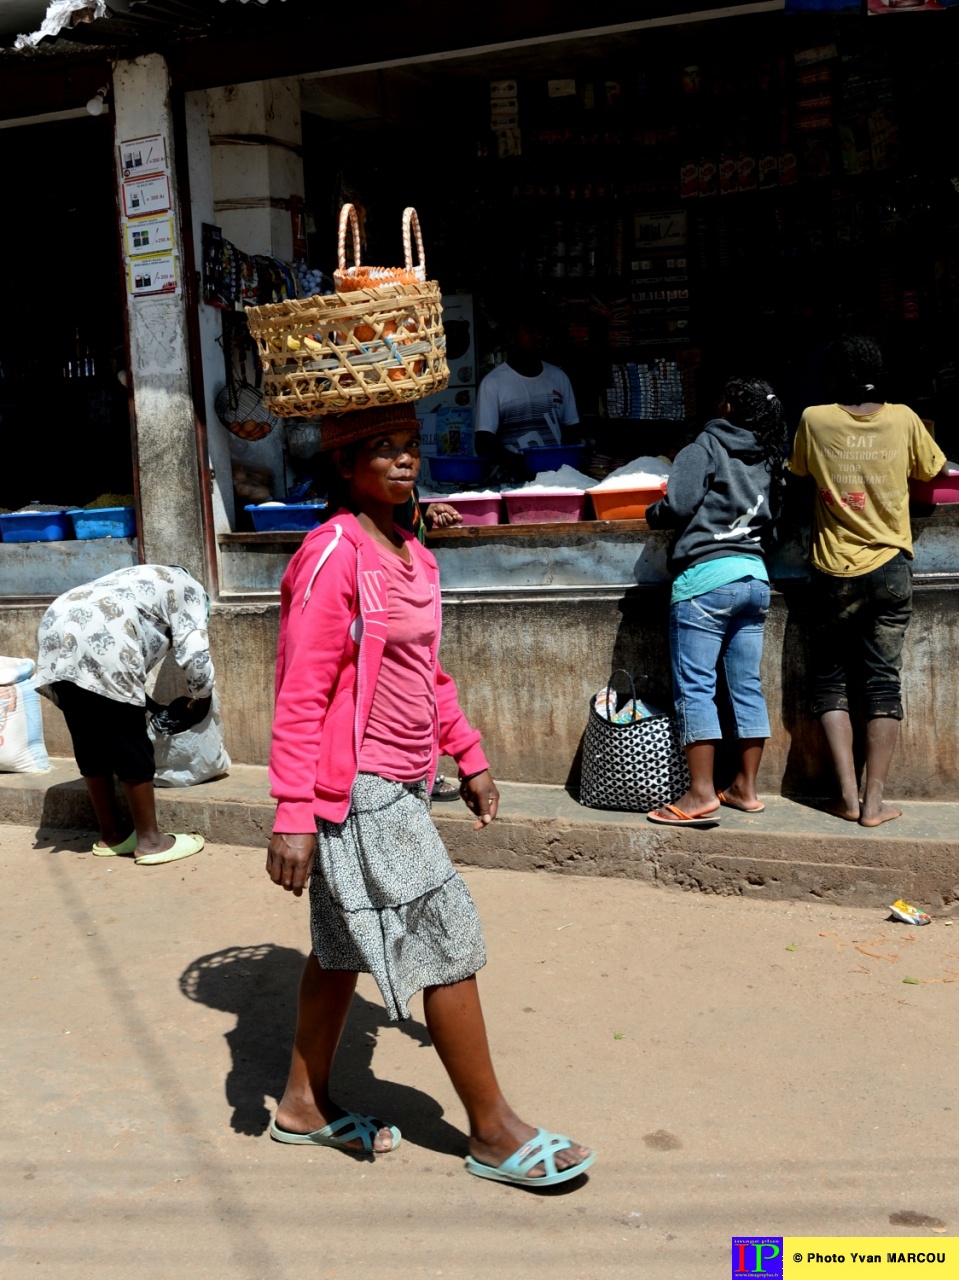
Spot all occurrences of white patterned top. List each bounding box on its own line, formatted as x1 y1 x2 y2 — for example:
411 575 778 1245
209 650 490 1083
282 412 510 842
36 565 214 707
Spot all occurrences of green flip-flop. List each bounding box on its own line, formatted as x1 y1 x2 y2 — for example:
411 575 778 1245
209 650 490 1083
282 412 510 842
269 1111 401 1154
92 832 137 856
465 1128 596 1187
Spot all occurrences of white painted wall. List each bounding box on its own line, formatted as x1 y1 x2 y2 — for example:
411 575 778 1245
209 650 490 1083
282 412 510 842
203 77 308 504
207 79 303 259
183 88 235 533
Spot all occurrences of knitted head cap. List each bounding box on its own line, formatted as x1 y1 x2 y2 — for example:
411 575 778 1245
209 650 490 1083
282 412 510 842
320 403 419 452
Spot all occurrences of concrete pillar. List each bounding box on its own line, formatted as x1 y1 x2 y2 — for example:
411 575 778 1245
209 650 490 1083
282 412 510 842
112 53 207 585
206 79 306 503
207 79 304 258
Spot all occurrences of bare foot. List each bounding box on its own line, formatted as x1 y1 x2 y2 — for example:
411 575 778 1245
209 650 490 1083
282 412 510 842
275 1101 395 1153
652 788 720 820
718 786 764 812
825 801 861 823
859 803 902 828
470 1119 591 1179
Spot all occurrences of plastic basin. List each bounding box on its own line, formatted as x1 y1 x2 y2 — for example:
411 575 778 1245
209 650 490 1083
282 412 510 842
502 490 586 524
68 507 137 539
0 511 72 542
910 473 959 504
591 485 666 521
245 502 327 532
521 443 584 473
444 495 501 526
426 455 488 485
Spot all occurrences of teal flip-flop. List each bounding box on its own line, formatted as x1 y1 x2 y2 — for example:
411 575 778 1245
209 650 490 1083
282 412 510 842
465 1128 596 1187
269 1111 401 1154
92 832 137 856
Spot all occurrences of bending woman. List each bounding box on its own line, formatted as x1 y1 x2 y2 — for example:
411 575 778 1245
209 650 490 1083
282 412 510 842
265 403 593 1188
644 378 785 826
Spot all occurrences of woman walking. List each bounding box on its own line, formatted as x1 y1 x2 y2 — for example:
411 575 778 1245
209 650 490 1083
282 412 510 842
265 403 593 1187
644 378 785 825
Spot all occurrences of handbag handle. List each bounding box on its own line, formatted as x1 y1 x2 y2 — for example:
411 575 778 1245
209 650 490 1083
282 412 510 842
605 668 641 723
338 203 362 273
402 206 427 281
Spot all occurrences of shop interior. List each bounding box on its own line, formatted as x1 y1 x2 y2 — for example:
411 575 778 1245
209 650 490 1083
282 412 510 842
287 14 959 490
0 115 134 516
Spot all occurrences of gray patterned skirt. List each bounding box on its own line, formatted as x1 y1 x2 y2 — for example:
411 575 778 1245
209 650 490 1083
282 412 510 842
311 773 487 1021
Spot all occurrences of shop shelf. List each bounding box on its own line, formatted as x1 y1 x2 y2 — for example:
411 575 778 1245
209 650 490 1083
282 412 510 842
245 502 327 532
425 455 488 485
521 443 584 473
68 507 137 540
0 511 72 542
502 490 586 524
590 485 666 521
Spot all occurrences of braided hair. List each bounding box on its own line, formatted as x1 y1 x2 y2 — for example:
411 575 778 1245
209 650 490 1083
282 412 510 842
823 335 883 405
722 376 787 480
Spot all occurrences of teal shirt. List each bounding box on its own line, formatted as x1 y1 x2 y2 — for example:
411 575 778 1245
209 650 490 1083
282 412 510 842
671 554 768 605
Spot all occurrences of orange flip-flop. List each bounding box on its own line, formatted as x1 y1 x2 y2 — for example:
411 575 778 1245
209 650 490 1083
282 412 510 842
647 803 720 827
717 790 765 813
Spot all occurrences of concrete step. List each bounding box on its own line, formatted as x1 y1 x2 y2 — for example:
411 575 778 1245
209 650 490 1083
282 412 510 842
2 760 958 909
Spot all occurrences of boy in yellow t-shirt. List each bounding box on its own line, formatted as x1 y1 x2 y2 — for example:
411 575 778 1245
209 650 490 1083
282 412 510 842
788 336 945 828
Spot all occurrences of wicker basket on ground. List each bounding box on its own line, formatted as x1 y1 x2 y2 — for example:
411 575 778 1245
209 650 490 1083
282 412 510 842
245 205 448 417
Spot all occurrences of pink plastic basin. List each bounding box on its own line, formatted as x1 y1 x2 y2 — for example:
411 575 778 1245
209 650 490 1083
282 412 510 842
911 473 959 504
447 495 502 526
502 490 587 524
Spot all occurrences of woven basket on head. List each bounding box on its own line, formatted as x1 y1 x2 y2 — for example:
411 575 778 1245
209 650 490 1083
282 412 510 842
333 202 426 291
245 205 448 417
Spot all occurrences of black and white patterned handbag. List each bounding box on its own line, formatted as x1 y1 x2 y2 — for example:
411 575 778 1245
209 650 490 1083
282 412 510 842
579 670 690 813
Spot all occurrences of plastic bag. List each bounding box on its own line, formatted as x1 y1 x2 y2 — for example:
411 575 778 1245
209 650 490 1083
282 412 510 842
0 657 51 774
149 691 230 787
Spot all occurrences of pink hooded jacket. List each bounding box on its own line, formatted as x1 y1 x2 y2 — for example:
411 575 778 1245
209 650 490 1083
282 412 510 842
270 512 489 832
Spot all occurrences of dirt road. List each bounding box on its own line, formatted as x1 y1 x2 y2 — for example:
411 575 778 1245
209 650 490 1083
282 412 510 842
0 824 954 1278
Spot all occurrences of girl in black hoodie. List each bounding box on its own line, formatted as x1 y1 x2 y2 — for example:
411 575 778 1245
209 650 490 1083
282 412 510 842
645 378 785 826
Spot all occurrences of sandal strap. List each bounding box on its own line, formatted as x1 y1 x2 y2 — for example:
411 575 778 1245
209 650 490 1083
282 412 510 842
496 1129 573 1179
317 1111 378 1152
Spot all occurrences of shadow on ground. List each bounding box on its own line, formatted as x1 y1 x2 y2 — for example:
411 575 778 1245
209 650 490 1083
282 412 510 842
179 943 467 1157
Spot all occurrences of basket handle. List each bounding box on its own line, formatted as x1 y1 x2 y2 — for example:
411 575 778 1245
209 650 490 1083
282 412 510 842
605 669 641 723
402 206 426 279
338 203 362 272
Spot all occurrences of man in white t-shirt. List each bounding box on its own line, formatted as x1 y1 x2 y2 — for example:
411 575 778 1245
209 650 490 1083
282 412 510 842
476 311 579 478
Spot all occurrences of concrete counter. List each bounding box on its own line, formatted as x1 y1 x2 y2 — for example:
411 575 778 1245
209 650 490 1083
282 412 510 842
5 510 959 800
217 506 959 597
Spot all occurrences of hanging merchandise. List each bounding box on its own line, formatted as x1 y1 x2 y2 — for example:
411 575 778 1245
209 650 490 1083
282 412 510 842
214 312 278 441
245 204 448 417
605 361 685 420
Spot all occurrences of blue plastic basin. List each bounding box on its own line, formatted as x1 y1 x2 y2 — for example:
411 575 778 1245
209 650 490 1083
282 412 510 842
68 507 137 540
0 511 72 542
426 455 488 484
245 502 327 532
521 443 584 473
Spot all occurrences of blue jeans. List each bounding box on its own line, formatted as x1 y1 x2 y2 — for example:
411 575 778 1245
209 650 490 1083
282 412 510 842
669 579 772 747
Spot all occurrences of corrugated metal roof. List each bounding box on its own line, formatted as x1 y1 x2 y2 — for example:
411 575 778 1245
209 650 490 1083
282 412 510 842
4 0 285 55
